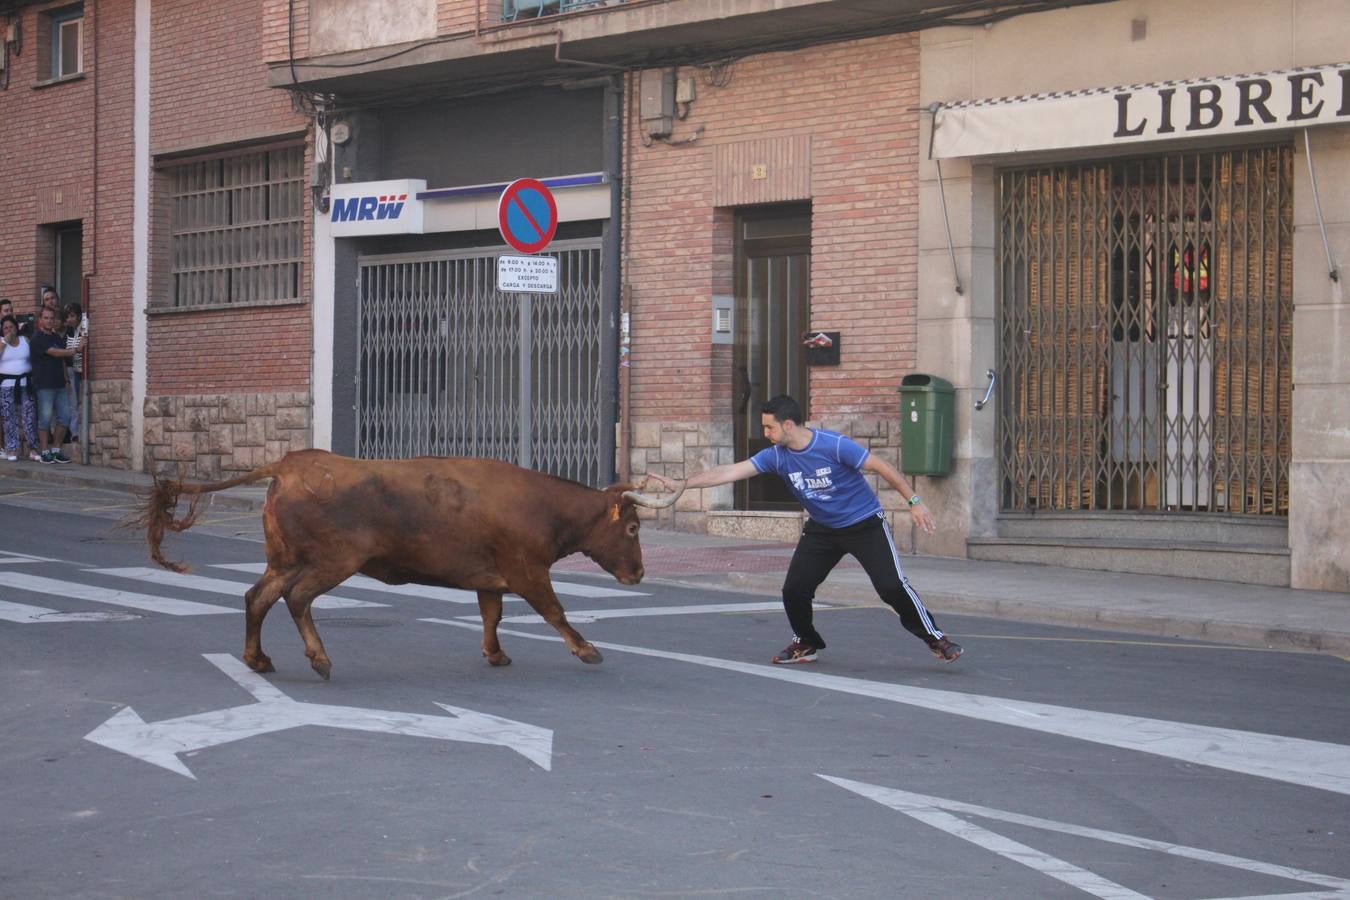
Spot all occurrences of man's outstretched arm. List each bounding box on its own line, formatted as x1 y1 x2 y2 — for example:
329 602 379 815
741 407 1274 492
683 459 761 489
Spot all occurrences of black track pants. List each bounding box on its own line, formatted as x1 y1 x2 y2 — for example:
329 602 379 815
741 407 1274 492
780 512 945 650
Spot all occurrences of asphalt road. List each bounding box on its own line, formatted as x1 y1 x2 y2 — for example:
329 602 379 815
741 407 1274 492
1 481 1348 899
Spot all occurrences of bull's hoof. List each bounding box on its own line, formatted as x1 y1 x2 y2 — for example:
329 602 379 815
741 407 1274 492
577 646 603 665
484 650 513 667
311 659 332 680
245 655 275 673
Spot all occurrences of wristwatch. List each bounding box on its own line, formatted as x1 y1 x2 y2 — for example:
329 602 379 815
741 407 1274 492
908 495 921 507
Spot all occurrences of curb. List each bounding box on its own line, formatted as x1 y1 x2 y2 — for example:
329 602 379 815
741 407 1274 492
0 463 266 511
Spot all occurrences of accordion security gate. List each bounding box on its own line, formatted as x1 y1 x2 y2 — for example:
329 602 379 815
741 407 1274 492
996 145 1293 516
356 241 608 486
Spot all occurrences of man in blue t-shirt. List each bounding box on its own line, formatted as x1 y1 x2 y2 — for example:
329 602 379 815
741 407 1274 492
679 394 961 665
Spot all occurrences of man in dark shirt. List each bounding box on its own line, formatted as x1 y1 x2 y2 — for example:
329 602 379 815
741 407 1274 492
29 307 77 464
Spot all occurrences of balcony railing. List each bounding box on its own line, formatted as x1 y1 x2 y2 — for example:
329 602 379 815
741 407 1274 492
503 0 625 22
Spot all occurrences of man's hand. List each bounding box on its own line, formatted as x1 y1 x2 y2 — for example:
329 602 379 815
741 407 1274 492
909 501 937 535
637 472 681 493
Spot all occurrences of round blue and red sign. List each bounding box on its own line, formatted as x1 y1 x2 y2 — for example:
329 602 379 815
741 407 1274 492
497 178 559 255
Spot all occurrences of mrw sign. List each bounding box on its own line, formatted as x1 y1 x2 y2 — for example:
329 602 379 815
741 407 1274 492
931 63 1350 158
329 179 427 236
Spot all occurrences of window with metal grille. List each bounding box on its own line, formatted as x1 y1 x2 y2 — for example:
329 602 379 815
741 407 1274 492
163 144 304 308
996 145 1293 517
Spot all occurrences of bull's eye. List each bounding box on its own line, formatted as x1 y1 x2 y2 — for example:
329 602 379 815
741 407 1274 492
626 522 639 537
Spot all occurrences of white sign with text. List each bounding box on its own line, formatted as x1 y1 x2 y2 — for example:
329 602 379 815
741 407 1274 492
497 254 558 294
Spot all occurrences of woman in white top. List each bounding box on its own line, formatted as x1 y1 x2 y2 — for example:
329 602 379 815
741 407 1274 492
0 314 41 461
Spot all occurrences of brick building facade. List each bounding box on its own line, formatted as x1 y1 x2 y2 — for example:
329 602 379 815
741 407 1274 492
2 0 1345 590
623 34 924 535
0 0 310 480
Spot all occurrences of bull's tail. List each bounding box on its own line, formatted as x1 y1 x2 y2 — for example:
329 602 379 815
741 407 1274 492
134 463 283 573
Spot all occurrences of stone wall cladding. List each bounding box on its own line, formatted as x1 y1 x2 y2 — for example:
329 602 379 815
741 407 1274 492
143 391 312 479
87 379 135 470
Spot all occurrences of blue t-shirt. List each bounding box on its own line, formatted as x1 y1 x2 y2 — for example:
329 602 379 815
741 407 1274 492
750 429 882 528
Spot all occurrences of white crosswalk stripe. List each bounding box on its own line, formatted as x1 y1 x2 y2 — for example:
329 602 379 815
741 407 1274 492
212 563 647 601
211 564 483 603
4 572 234 616
89 567 387 610
0 598 140 623
0 551 58 565
0 555 651 625
459 601 797 625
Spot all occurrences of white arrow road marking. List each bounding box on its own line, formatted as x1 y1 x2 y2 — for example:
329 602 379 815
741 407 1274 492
83 653 553 778
89 567 387 610
6 572 233 616
429 622 1350 797
213 563 648 602
0 598 140 623
436 601 803 626
819 776 1350 899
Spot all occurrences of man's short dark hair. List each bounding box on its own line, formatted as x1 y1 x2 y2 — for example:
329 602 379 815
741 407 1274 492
761 394 803 425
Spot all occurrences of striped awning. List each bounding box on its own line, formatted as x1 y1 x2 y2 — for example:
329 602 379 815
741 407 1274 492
930 63 1349 159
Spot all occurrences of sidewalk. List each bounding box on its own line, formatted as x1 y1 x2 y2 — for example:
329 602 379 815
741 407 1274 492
8 460 1348 656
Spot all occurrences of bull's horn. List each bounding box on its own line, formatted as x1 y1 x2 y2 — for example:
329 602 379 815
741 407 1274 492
622 480 686 509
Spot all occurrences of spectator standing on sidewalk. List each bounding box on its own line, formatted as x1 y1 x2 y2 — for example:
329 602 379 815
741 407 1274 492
0 315 41 462
61 302 88 444
672 394 962 665
22 287 60 339
28 306 77 464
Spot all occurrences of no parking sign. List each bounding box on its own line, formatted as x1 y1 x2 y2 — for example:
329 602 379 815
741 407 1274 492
497 178 559 255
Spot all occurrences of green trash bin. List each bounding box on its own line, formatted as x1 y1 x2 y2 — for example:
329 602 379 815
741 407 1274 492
898 374 954 476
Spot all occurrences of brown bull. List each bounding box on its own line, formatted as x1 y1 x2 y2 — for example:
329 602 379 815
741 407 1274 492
140 450 682 680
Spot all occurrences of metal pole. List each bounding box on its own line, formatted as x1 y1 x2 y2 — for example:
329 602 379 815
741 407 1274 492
518 293 533 470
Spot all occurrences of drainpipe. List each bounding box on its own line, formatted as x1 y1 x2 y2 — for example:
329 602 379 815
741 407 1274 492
604 74 626 484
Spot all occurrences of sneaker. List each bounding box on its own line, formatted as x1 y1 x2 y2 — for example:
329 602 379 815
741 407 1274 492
930 637 963 663
772 637 819 665
51 449 72 464
38 450 56 465
3 453 15 462
28 452 43 462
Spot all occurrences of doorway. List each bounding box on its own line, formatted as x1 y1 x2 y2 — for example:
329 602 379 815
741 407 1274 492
733 204 811 510
55 223 83 306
